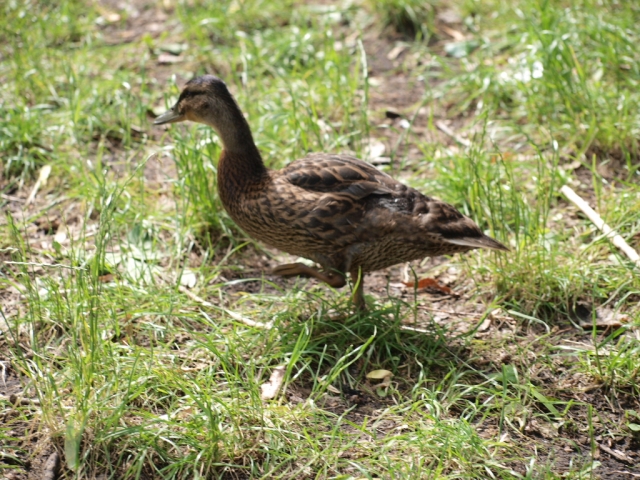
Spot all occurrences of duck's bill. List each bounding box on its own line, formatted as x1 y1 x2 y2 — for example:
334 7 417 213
154 108 184 125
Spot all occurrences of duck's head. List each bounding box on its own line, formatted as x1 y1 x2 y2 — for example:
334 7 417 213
154 75 237 127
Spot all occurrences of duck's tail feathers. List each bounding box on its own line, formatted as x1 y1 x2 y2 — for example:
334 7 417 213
445 235 510 252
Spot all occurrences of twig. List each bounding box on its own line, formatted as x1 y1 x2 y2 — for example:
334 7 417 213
178 286 273 329
612 472 640 478
1 193 25 203
178 285 216 307
560 185 639 267
400 325 431 334
4 261 86 271
25 165 52 206
435 120 472 148
599 443 634 464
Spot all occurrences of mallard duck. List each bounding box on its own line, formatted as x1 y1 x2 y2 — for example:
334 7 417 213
155 75 508 310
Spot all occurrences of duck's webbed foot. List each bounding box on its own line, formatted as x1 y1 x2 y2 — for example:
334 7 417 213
272 263 346 288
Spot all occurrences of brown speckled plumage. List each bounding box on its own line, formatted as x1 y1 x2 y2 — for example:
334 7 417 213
155 75 509 309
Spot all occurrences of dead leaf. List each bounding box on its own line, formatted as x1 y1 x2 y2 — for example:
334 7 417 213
179 269 197 288
366 369 393 380
476 317 491 332
367 370 393 394
402 277 453 295
576 304 630 328
367 370 393 390
440 24 465 41
42 451 60 480
327 384 341 394
260 365 286 400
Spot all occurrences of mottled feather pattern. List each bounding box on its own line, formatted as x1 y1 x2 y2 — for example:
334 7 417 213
218 150 502 273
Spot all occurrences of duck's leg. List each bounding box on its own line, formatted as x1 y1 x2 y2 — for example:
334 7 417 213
272 263 346 288
349 266 366 311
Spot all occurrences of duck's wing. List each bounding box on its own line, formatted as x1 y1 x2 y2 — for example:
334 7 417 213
280 153 399 199
276 153 508 252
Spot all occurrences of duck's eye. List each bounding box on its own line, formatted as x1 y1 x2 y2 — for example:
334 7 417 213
180 90 199 102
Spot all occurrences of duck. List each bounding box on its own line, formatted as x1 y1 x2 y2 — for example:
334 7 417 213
155 75 508 310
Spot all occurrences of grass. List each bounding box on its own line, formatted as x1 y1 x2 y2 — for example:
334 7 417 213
1 0 640 478
368 0 439 40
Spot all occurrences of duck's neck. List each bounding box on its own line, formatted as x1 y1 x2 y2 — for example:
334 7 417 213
207 104 266 175
212 110 269 216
